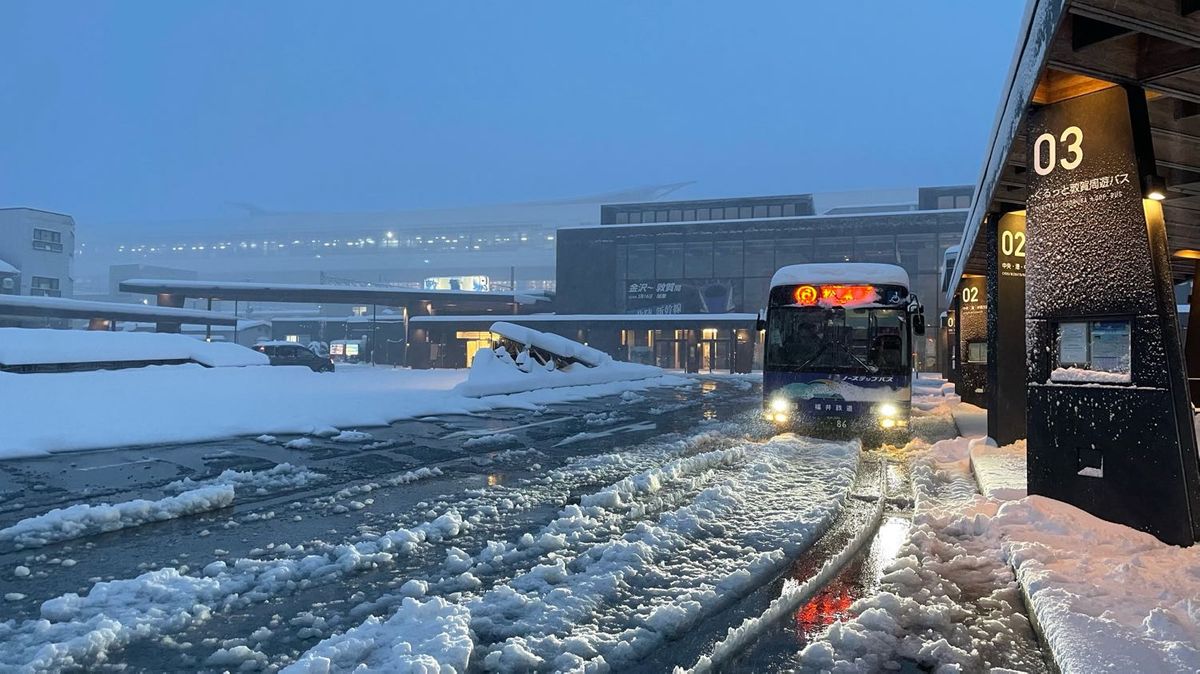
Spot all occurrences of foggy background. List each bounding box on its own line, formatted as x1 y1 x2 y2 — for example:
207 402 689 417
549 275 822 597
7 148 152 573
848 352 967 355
1 1 1025 228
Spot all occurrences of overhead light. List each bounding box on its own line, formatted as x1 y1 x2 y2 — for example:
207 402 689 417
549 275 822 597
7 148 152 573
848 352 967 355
1144 174 1168 201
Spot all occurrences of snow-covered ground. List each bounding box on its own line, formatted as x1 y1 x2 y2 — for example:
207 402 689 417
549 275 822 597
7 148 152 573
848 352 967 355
801 373 1200 674
0 345 688 459
0 410 866 673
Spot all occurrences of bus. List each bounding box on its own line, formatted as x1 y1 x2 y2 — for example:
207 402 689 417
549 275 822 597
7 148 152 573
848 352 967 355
761 263 925 440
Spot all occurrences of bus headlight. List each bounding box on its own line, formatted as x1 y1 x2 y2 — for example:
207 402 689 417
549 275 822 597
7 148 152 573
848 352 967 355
876 403 899 418
880 418 896 429
770 397 791 413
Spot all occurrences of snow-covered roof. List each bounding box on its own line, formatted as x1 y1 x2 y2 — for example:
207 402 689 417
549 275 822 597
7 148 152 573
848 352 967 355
770 263 911 289
409 313 758 324
0 259 17 275
119 279 547 306
0 328 268 367
0 294 238 325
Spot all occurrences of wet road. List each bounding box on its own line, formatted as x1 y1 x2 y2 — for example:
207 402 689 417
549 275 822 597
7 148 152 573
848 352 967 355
0 375 913 673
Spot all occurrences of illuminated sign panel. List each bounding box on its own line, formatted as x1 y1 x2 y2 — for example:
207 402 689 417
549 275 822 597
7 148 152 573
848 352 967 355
792 284 877 307
423 275 490 292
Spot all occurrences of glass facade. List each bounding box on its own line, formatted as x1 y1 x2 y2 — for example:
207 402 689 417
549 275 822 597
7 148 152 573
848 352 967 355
558 207 968 369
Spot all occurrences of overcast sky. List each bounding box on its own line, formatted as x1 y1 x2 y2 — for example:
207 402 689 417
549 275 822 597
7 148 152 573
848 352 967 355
1 1 1025 227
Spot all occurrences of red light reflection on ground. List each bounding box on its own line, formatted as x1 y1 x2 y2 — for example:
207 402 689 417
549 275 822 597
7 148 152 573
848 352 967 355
795 576 857 636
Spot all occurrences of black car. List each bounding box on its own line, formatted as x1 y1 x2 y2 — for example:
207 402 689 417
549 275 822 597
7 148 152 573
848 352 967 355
253 342 335 372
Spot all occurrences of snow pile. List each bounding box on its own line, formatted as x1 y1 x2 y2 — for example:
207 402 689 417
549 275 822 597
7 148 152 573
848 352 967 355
461 433 519 451
0 485 234 549
1000 497 1200 673
283 597 472 673
1049 366 1132 384
165 463 325 496
455 342 673 398
490 321 611 367
970 439 1027 500
961 440 1200 672
799 435 1047 672
0 328 266 367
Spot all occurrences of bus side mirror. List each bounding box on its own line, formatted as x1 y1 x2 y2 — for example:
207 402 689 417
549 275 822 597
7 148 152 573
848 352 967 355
756 311 766 332
913 312 926 336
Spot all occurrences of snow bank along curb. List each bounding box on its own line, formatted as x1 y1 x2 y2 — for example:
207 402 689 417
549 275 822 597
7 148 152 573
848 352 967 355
682 465 886 674
961 440 1200 674
0 485 235 549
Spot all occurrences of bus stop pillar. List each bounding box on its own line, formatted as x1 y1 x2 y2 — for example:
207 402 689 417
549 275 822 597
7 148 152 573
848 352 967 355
986 211 1027 445
1025 85 1200 545
954 276 987 408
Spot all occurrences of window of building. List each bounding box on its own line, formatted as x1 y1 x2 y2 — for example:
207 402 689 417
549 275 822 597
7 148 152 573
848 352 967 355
752 205 769 218
616 212 629 224
30 276 60 297
683 209 696 221
774 238 810 268
32 228 64 252
743 277 771 311
744 239 775 274
656 210 669 223
937 195 955 209
739 206 753 219
814 237 854 263
714 240 744 277
769 205 782 218
628 244 655 277
955 195 972 208
655 242 683 278
669 209 682 222
854 234 898 263
783 204 797 217
684 241 714 278
628 211 642 224
695 208 710 221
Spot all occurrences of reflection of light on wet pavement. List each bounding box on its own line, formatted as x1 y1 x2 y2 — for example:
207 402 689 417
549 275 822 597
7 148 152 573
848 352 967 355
871 517 909 571
793 515 912 641
487 473 504 486
701 380 717 393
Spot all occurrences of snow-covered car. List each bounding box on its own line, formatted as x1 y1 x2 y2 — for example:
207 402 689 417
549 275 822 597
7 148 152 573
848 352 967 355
252 342 335 372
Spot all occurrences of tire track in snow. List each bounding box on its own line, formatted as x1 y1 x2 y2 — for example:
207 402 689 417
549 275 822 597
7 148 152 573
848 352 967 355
0 426 747 671
466 434 861 672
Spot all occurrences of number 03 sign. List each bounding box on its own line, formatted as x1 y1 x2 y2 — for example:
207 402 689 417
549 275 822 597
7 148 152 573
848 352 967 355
1033 126 1083 175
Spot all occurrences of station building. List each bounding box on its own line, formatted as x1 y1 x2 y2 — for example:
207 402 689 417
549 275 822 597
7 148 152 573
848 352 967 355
941 0 1200 545
410 187 972 371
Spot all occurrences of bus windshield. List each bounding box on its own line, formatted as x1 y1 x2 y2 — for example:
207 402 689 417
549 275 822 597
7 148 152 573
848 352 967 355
766 306 909 373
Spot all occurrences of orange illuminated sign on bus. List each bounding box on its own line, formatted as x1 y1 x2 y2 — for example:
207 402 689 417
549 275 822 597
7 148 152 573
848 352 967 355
793 284 877 306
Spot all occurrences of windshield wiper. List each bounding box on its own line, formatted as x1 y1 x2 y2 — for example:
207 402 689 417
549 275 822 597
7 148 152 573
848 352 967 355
829 339 878 373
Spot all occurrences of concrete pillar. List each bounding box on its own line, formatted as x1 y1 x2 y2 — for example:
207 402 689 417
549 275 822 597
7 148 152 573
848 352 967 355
955 276 987 408
987 211 1028 445
1025 85 1200 545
